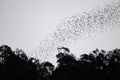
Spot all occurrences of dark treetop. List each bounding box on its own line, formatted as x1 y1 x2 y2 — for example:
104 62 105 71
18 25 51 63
0 45 120 80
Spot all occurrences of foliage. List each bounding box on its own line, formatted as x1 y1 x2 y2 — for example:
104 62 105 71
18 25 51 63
1 45 120 80
0 45 54 80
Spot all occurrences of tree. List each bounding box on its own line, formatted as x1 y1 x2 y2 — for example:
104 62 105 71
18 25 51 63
52 47 77 80
0 45 55 80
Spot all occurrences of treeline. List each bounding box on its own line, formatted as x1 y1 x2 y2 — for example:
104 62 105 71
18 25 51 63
0 45 120 80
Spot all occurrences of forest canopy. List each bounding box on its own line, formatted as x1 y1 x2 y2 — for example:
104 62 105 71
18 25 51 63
0 45 120 80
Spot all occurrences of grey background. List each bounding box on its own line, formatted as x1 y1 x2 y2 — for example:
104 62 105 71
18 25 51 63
0 0 119 60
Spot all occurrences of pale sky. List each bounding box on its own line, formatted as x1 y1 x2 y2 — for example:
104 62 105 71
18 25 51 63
0 0 120 63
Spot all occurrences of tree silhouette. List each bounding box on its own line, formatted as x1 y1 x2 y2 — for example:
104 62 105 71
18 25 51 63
52 47 78 80
52 47 120 80
0 45 54 80
1 45 120 80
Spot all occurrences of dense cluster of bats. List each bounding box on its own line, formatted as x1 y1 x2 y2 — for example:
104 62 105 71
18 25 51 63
33 1 120 64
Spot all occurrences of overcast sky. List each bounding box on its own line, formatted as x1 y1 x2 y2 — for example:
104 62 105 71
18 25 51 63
0 0 120 63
